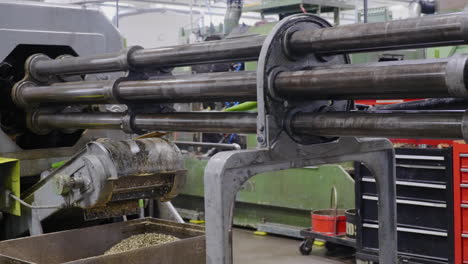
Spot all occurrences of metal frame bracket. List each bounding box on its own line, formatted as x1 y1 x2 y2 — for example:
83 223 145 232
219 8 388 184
204 137 397 264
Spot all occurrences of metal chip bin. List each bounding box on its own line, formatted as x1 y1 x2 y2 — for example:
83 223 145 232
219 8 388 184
0 218 205 264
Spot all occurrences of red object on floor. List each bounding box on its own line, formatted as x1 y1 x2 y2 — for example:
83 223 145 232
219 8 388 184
311 210 346 236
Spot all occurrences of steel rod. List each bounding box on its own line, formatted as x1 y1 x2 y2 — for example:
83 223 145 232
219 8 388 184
31 111 467 140
14 81 117 107
174 141 241 150
34 112 123 130
30 12 468 78
32 112 257 134
292 112 465 139
275 55 468 99
14 71 257 107
118 71 256 103
288 12 468 54
32 36 265 78
134 112 256 133
373 98 468 111
15 55 468 107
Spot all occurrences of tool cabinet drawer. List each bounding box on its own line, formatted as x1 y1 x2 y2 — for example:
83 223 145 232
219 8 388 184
361 195 447 230
362 223 449 261
360 177 447 202
356 147 453 264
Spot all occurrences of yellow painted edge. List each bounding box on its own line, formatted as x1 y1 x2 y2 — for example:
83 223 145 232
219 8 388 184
189 220 205 224
253 231 268 236
314 240 325 246
0 158 20 216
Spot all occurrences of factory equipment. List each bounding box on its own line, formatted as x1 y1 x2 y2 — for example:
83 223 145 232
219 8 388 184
0 0 125 180
0 1 186 242
3 137 185 239
3 2 468 263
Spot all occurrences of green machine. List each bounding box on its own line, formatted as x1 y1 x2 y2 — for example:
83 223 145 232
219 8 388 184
172 0 356 238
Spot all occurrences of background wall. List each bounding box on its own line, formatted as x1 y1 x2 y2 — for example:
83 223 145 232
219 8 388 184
438 0 468 12
119 12 196 48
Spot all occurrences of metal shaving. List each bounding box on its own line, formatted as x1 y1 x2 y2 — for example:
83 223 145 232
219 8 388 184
104 233 179 255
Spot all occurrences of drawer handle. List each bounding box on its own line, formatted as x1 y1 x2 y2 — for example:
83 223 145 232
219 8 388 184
396 154 444 161
361 177 446 189
397 164 445 170
362 195 447 208
363 223 447 237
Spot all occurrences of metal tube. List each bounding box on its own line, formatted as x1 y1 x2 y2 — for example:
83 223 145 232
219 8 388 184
33 36 264 78
16 54 468 108
288 12 468 54
14 71 257 107
275 56 468 99
363 0 368 23
373 98 468 111
118 71 257 103
33 50 130 77
174 141 241 150
127 35 264 68
31 111 467 141
34 112 123 130
292 112 465 139
30 12 468 78
133 112 257 133
14 81 117 107
31 112 257 134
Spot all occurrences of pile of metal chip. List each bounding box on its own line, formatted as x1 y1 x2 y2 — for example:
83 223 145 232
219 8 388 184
104 233 180 255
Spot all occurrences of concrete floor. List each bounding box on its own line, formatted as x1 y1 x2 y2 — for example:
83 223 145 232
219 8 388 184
233 228 354 264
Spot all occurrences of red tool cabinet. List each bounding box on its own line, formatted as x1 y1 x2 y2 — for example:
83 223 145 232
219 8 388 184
453 142 468 263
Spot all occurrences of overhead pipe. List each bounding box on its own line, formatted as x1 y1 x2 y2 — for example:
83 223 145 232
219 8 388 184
224 0 243 35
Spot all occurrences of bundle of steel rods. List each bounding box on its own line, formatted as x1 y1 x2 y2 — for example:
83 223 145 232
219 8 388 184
15 11 468 141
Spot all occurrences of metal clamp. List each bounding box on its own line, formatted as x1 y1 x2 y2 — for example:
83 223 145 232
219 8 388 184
256 13 351 147
446 54 468 98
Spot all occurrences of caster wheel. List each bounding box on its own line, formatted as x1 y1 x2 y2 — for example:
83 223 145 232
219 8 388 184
299 239 313 255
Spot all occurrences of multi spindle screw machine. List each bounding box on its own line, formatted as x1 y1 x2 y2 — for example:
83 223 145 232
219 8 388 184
3 1 468 263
